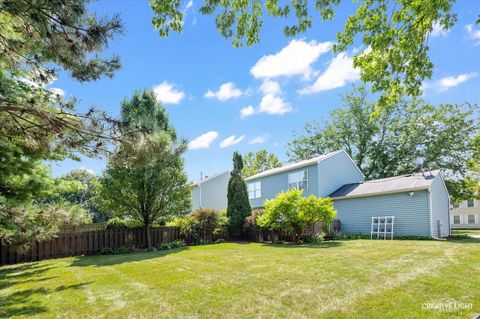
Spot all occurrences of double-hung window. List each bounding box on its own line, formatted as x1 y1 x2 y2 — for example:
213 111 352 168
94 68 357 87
467 199 475 208
288 170 308 190
453 215 461 224
468 214 476 224
453 203 460 209
248 182 261 199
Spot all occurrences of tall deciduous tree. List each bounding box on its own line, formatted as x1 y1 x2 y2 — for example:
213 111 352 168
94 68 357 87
98 91 191 247
58 169 108 223
243 150 282 178
150 0 470 111
287 87 480 202
227 152 251 238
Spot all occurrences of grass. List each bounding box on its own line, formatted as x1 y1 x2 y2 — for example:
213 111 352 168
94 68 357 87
452 229 480 237
1 239 480 319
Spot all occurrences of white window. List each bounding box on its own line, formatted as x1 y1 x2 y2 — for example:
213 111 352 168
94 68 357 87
288 170 308 190
467 199 475 208
248 181 261 199
453 215 461 224
453 203 460 209
468 214 476 224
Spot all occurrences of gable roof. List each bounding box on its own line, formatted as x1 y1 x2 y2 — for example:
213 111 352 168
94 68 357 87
191 171 229 186
245 150 345 181
330 170 440 199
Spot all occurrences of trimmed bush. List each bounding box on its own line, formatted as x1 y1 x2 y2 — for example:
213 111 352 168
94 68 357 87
171 209 227 244
214 238 225 244
299 233 325 244
98 247 115 255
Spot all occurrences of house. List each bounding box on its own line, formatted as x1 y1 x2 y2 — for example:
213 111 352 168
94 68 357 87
330 170 450 238
191 171 229 211
245 150 365 208
451 199 480 229
245 150 450 238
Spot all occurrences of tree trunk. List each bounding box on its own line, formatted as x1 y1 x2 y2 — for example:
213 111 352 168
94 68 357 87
145 222 151 248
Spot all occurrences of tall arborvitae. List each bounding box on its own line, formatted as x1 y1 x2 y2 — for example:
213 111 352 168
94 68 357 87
227 152 251 238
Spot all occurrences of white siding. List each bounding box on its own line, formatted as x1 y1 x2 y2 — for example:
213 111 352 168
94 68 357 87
429 174 450 237
191 172 229 211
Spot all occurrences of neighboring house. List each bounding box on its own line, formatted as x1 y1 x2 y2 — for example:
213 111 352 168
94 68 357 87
191 171 229 211
330 170 450 238
244 150 450 238
245 150 365 208
451 199 480 229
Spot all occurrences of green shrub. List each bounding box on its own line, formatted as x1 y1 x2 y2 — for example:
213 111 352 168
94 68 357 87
214 238 225 244
114 246 131 254
299 233 324 244
98 247 115 255
173 209 227 243
145 247 157 252
169 240 186 249
106 217 128 230
333 233 371 240
394 235 432 240
159 243 171 250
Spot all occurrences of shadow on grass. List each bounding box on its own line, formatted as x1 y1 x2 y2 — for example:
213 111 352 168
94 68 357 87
0 262 92 318
70 246 190 267
260 241 343 249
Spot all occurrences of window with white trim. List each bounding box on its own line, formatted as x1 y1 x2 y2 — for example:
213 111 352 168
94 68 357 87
288 170 308 190
248 181 261 199
468 214 476 224
453 203 460 209
453 215 461 224
467 199 475 208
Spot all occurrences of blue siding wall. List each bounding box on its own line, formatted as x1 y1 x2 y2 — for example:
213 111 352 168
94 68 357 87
333 191 431 236
248 164 319 208
318 152 364 197
430 175 450 237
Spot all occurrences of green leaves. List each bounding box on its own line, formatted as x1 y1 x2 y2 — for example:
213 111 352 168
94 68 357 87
243 150 282 178
258 189 337 242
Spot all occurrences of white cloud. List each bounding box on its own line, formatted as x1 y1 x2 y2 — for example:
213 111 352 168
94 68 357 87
259 94 292 115
250 39 333 79
260 79 282 95
465 24 480 43
219 135 245 148
424 73 477 92
188 131 218 150
153 81 185 105
299 53 360 94
185 0 193 9
240 105 255 118
204 82 245 101
431 21 448 37
248 135 269 145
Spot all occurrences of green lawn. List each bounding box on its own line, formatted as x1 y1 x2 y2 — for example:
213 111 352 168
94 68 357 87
452 229 480 237
1 239 479 319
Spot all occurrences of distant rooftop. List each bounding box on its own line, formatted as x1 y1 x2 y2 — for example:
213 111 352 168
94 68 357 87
330 170 440 199
191 171 229 186
245 150 345 181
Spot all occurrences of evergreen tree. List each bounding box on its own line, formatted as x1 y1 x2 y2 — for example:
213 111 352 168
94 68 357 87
227 152 251 238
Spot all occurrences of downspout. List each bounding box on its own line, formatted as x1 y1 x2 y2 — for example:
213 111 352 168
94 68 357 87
428 188 434 239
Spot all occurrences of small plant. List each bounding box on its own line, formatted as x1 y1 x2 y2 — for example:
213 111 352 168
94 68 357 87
114 246 131 254
333 233 371 240
159 243 172 250
145 247 157 252
299 233 325 244
214 238 225 244
98 247 115 255
169 240 186 249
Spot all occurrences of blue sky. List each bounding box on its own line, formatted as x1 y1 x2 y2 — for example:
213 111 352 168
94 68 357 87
51 0 480 181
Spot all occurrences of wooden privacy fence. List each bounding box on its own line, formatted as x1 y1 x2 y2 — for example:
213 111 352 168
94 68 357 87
0 227 179 266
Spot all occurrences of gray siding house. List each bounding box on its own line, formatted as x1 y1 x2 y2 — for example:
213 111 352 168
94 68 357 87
245 150 364 208
330 170 450 238
244 150 450 239
191 171 229 211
